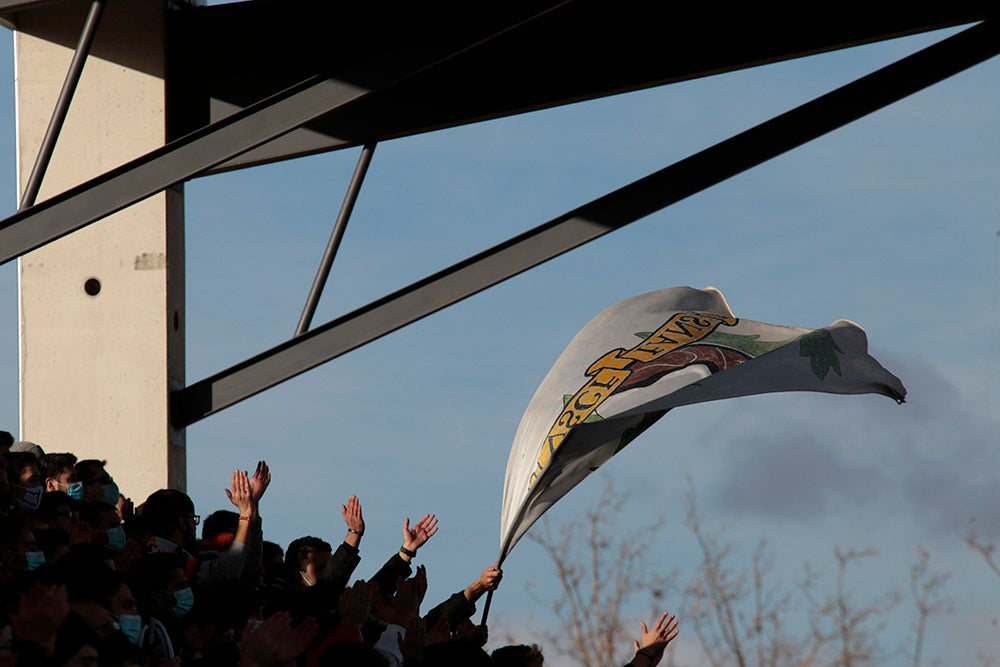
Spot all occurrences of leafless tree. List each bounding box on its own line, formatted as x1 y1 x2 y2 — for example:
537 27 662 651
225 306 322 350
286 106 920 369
907 546 950 667
966 532 999 667
529 479 960 667
966 532 1000 580
800 548 900 667
683 483 825 667
526 478 677 667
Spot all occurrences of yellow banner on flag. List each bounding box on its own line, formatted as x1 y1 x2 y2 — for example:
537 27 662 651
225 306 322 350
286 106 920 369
528 312 737 487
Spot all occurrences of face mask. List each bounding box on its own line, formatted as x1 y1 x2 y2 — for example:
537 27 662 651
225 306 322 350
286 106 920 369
15 485 43 511
170 588 194 618
24 550 46 571
116 614 143 645
104 526 127 550
65 481 84 501
102 482 121 506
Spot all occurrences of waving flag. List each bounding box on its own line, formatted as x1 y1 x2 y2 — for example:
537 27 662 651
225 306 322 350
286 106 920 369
498 286 905 561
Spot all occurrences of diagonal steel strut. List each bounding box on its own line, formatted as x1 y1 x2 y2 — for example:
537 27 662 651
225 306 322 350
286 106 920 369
19 0 105 209
295 142 377 336
171 20 1000 428
0 1 572 266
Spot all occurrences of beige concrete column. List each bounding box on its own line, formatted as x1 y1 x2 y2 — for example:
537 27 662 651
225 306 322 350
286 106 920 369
14 0 185 500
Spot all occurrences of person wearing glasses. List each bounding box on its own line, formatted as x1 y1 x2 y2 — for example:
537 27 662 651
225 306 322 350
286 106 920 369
140 461 270 589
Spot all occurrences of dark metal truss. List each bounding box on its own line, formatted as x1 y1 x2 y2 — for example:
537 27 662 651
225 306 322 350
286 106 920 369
0 0 572 265
171 20 1000 427
173 1 997 173
0 2 996 428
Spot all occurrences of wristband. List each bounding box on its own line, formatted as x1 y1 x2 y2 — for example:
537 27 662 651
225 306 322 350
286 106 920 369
399 545 417 558
347 528 364 536
239 516 252 522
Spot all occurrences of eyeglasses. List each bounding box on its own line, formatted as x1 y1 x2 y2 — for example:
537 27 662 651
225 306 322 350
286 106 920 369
187 514 201 526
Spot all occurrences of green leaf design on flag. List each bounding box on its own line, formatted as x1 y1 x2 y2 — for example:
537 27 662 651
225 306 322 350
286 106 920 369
701 331 791 358
563 394 604 422
798 329 844 379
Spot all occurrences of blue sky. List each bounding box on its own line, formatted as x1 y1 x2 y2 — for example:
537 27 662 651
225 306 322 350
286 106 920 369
2 14 998 666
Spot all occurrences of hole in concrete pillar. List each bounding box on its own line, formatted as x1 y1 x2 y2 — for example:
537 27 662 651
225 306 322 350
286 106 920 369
173 311 180 331
84 278 101 296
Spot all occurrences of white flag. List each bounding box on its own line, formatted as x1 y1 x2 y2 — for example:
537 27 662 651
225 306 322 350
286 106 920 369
498 286 905 560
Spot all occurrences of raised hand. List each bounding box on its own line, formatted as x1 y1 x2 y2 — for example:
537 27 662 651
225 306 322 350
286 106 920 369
11 584 69 654
398 615 426 660
339 580 374 629
225 469 254 517
465 565 502 602
241 611 318 667
114 539 144 573
342 495 365 547
631 612 679 667
116 495 135 522
375 574 423 627
425 615 451 646
402 514 439 554
248 460 271 506
455 620 488 648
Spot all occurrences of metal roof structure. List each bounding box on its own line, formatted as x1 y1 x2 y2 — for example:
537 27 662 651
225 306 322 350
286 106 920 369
1 0 997 429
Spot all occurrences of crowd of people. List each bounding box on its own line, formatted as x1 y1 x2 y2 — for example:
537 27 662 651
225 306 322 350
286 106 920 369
0 429 680 666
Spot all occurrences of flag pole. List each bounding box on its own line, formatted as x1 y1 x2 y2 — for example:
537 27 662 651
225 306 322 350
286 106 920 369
480 589 496 625
481 537 515 625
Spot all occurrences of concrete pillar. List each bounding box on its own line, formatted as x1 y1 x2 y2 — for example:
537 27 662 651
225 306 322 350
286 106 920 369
14 0 185 500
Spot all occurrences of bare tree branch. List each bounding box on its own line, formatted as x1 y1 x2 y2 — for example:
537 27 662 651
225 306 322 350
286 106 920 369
966 532 1000 580
527 478 677 667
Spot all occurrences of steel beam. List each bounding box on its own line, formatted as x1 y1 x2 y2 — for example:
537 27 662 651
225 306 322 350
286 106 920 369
0 75 368 266
295 143 376 336
171 20 1000 427
0 0 66 11
0 1 572 266
19 0 105 209
171 1 997 173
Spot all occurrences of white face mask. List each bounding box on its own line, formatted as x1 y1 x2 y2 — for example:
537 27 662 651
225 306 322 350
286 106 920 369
15 485 43 511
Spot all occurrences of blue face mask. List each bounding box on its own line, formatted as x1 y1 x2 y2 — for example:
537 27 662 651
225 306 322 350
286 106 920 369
104 526 126 550
65 481 84 501
15 485 43 511
102 481 120 506
170 588 194 618
116 614 142 645
25 550 46 571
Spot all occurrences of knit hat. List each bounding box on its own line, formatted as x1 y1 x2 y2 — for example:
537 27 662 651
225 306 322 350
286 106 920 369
11 441 47 473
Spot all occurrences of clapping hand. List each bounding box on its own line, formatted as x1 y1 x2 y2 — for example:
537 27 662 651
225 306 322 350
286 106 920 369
240 611 318 667
402 514 439 554
12 584 69 654
225 469 253 517
248 460 271 506
338 580 374 629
